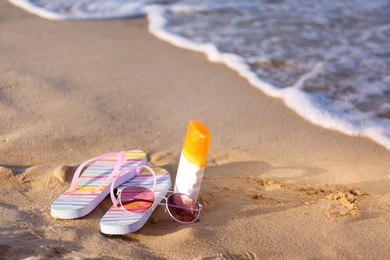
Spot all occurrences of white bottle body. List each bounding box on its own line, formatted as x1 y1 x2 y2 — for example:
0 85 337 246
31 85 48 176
174 152 205 200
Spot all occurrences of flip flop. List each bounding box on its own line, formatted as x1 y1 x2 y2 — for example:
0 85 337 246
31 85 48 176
100 166 171 235
51 150 147 219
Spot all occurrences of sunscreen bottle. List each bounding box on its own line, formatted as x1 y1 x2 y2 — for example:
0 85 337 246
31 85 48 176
174 120 210 200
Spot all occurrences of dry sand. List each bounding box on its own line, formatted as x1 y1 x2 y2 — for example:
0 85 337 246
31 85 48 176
1 1 390 259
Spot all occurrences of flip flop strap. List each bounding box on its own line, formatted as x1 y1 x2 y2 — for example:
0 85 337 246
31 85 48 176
110 165 157 207
69 151 125 193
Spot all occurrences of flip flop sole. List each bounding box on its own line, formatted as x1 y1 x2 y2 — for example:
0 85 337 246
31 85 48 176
51 150 147 219
100 166 171 235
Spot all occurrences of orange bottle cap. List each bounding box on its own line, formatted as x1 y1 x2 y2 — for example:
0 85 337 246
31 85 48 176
182 120 210 167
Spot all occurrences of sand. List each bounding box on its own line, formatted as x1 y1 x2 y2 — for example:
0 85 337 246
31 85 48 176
1 1 390 259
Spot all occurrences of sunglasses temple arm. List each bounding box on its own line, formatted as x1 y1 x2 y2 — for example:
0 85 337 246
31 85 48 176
162 203 201 212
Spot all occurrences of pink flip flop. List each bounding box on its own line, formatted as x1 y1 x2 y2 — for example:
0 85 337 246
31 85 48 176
100 166 171 234
51 150 146 219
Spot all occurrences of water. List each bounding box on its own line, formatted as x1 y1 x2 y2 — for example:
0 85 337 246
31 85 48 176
9 0 390 149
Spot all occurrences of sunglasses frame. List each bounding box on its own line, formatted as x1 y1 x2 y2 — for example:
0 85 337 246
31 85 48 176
109 165 202 224
117 186 202 224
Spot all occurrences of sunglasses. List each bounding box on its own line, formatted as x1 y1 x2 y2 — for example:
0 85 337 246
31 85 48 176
110 165 202 224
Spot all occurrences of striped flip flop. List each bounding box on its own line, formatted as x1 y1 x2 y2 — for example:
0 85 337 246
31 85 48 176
100 166 171 235
51 150 146 219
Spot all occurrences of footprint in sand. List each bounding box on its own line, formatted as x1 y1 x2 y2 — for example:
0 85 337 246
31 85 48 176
203 173 368 219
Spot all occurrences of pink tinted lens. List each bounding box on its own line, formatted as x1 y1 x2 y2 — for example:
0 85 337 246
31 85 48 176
167 193 200 223
119 186 155 213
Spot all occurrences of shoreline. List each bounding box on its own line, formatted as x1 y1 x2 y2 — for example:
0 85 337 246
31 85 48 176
1 1 390 259
146 6 390 152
